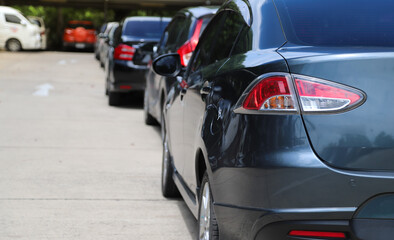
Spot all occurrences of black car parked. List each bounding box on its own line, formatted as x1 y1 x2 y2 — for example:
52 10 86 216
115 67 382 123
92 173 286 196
98 22 118 67
144 6 218 126
101 23 119 70
105 16 170 106
153 0 394 239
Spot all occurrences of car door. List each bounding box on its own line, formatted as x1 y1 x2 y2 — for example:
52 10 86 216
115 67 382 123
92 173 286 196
4 13 23 39
181 10 247 192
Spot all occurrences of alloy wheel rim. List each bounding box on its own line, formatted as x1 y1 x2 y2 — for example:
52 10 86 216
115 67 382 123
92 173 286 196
199 182 211 240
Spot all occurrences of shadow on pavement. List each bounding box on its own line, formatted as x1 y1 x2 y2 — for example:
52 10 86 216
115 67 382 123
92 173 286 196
176 200 198 238
115 92 144 109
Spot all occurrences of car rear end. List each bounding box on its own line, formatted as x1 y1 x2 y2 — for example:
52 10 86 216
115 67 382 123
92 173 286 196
211 0 394 239
110 17 170 92
63 20 96 50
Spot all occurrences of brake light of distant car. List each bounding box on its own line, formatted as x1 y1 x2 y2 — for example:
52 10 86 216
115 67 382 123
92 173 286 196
177 19 203 67
114 44 135 61
289 230 346 238
238 73 365 113
293 74 365 112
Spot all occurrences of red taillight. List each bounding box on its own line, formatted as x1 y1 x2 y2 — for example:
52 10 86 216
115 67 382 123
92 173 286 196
237 73 365 113
177 19 203 67
289 230 346 238
294 75 364 112
119 85 132 90
114 44 135 61
242 75 296 111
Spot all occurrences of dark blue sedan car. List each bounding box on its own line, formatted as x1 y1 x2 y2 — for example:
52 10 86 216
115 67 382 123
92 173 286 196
153 0 394 239
105 16 170 106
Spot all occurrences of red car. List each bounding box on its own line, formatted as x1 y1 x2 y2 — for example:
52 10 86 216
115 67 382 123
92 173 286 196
63 20 96 50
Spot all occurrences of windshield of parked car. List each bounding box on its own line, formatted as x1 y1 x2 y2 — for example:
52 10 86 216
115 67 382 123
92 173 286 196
274 0 394 47
124 20 168 39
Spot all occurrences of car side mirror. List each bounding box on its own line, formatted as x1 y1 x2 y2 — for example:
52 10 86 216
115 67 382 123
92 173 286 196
153 53 182 77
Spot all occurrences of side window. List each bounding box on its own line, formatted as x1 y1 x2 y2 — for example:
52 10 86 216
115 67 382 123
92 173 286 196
231 26 253 56
190 10 246 72
5 14 22 24
165 17 186 50
190 11 227 72
210 11 245 63
157 29 169 53
199 15 214 37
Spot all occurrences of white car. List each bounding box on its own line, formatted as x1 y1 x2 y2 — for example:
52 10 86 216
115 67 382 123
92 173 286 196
0 6 41 51
28 16 47 50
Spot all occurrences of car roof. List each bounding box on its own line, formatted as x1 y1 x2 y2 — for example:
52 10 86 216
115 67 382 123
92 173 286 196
0 6 21 14
176 6 219 19
124 16 171 22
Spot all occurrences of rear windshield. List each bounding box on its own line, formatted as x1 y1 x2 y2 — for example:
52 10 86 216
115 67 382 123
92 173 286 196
124 20 169 39
67 22 94 29
274 0 394 47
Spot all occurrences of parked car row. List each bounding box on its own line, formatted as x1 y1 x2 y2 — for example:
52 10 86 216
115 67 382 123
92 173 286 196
94 0 394 239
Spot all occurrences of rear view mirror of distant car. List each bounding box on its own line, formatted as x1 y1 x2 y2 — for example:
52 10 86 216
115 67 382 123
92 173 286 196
153 53 182 77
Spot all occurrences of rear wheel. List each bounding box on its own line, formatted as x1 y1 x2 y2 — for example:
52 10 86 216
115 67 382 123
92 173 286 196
161 117 180 198
198 173 219 240
6 39 22 52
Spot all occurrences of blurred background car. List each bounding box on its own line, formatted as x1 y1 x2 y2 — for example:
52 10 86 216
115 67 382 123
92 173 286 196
98 22 119 67
153 0 394 239
0 6 41 51
144 6 218 126
105 16 170 106
27 16 47 50
62 20 96 51
94 22 108 59
101 22 119 70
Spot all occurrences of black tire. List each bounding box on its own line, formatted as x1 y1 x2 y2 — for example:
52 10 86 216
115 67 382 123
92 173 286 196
144 89 157 125
161 117 180 198
105 59 110 96
108 92 121 106
6 39 22 52
197 172 219 240
95 49 100 60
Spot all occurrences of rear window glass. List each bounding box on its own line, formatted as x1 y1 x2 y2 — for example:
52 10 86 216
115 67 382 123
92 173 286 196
30 19 42 27
275 0 394 47
124 20 169 39
67 22 94 29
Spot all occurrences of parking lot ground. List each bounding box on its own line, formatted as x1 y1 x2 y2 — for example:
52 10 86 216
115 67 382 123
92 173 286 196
0 51 196 240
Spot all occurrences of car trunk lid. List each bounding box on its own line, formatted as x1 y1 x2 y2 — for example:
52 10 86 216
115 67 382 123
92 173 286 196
280 46 394 172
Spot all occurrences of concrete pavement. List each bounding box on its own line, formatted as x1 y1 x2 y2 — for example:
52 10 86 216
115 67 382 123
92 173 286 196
0 51 196 240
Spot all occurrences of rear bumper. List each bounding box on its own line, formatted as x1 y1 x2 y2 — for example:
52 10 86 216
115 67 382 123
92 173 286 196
214 203 355 239
63 41 94 49
207 113 394 240
109 60 148 92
